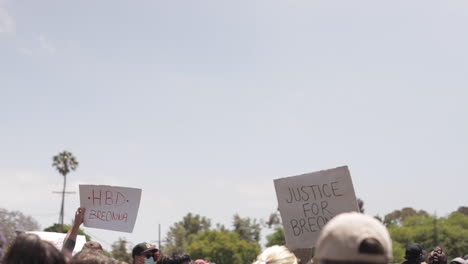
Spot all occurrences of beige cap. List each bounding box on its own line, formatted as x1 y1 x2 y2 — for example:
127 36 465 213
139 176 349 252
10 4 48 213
314 212 392 264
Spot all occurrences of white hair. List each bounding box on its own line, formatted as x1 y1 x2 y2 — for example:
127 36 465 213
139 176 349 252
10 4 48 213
253 246 298 264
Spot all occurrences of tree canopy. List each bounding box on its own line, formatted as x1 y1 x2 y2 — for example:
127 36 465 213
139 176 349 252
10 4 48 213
0 208 40 245
387 211 468 262
188 230 260 264
232 214 261 243
163 213 261 264
111 237 133 263
164 213 211 254
43 224 91 241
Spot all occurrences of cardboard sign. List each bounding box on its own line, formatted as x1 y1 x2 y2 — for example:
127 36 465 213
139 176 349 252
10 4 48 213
274 166 359 249
79 185 142 233
28 231 86 255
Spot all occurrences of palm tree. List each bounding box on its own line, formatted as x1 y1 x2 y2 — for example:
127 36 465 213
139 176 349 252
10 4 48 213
52 151 79 231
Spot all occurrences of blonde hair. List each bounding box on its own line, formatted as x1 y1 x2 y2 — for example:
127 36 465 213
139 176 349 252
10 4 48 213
253 246 298 264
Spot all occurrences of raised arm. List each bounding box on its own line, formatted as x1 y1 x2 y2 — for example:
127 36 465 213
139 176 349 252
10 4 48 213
62 207 86 259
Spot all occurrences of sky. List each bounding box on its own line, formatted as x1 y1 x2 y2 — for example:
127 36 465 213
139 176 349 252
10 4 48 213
1 0 467 251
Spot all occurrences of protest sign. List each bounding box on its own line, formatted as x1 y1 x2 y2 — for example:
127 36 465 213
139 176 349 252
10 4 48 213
79 185 142 233
274 166 359 249
28 231 86 255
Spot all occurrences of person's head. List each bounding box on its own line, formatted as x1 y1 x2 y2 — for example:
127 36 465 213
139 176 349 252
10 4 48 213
314 212 393 264
405 243 423 262
3 233 66 264
427 247 447 264
132 243 158 264
252 245 298 264
83 241 104 252
157 252 191 264
71 248 114 264
194 259 209 264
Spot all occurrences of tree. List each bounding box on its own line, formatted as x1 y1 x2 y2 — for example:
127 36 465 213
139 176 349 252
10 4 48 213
188 230 260 264
232 214 261 243
384 207 429 226
0 208 40 245
43 224 91 241
164 213 211 254
266 211 281 228
456 206 468 216
357 198 365 213
388 213 468 262
111 238 133 263
265 227 285 247
52 151 79 231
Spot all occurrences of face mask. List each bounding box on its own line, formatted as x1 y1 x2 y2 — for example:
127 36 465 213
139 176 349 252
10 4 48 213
144 257 154 264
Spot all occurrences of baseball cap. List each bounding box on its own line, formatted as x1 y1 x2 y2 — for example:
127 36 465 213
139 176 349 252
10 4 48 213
450 258 466 264
132 243 158 258
314 212 393 264
405 243 423 260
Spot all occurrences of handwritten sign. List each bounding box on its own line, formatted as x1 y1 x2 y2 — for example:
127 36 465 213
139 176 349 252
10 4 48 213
79 185 142 233
28 231 86 255
274 166 359 249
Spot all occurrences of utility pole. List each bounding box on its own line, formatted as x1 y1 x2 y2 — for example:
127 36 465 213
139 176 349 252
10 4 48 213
158 223 161 249
151 223 167 250
432 211 439 247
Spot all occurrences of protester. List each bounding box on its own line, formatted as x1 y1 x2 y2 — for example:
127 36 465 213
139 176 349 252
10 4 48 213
314 212 393 264
427 247 448 264
0 231 6 261
83 241 104 252
3 233 66 264
157 252 191 264
71 248 114 264
194 259 209 264
252 245 298 264
403 243 424 264
62 207 86 261
132 243 158 264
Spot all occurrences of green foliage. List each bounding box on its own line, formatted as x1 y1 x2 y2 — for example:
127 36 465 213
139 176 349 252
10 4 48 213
102 250 113 258
111 238 133 263
392 241 405 262
388 212 468 262
265 227 285 247
52 151 79 176
0 208 40 245
43 224 91 241
164 213 211 254
232 214 261 243
188 230 260 264
457 206 468 216
384 207 429 226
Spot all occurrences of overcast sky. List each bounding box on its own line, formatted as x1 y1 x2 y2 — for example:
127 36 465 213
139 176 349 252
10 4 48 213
1 0 467 250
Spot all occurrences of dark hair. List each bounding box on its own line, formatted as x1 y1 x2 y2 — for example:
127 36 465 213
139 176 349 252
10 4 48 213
0 231 6 260
405 243 423 262
427 247 447 264
157 253 191 264
71 249 114 264
3 233 66 264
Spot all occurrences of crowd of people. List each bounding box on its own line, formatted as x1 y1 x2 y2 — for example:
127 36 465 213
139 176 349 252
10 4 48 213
1 209 467 264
